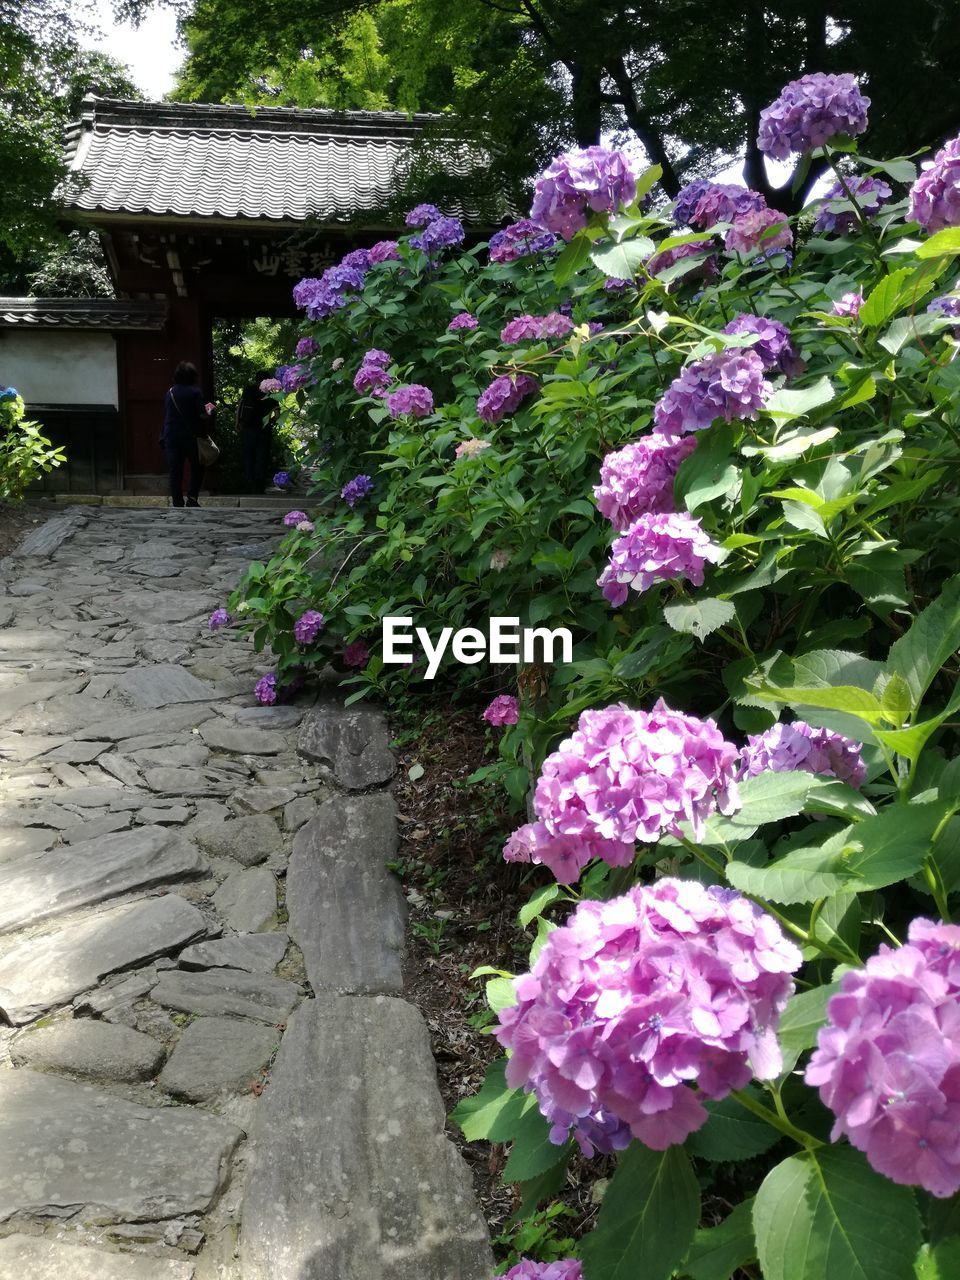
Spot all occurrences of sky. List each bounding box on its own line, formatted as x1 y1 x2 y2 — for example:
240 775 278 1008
82 0 182 100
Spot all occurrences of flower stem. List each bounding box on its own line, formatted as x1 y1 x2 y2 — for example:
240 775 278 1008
731 1087 822 1149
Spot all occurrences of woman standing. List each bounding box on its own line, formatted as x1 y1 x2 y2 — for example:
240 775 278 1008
161 361 215 507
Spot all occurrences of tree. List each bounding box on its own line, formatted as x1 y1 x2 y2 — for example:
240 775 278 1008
138 0 960 210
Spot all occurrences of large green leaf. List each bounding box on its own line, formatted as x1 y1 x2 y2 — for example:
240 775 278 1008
580 1143 700 1280
757 683 885 726
696 771 816 845
764 377 835 422
590 237 654 280
677 423 738 511
859 266 915 327
683 1198 757 1280
727 831 857 904
664 598 736 641
778 982 840 1075
501 1106 572 1182
451 1057 528 1143
915 227 960 258
687 1090 781 1162
753 1146 921 1280
886 574 960 711
553 233 592 285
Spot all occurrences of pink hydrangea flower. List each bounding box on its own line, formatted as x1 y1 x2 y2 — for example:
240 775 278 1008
504 1264 582 1280
909 136 960 233
594 434 697 531
496 878 801 1155
293 610 325 646
598 511 722 606
386 384 434 419
368 239 401 263
689 183 766 230
448 312 479 331
654 349 771 434
259 378 282 393
503 700 740 882
739 720 866 787
454 438 491 459
725 208 794 256
342 640 370 668
807 918 960 1198
647 239 718 285
283 510 308 527
531 146 637 240
832 290 864 319
501 315 545 343
483 695 519 726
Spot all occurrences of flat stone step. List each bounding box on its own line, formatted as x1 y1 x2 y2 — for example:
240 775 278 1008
298 706 396 790
0 1069 242 1225
0 1234 195 1279
151 967 300 1024
239 995 492 1279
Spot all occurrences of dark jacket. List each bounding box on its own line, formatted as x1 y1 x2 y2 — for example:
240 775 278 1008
162 385 209 446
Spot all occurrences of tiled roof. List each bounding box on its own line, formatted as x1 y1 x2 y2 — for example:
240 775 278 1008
62 97 482 225
0 298 168 330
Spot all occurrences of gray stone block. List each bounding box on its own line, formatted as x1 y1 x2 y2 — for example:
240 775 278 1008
298 706 396 790
151 968 299 1024
11 1018 165 1082
213 866 278 931
0 1235 195 1279
0 1070 242 1224
179 932 288 973
288 793 405 995
192 814 281 866
239 996 492 1279
200 721 288 755
159 1016 278 1100
115 663 216 709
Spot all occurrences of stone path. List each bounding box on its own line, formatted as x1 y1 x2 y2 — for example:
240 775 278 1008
0 507 491 1279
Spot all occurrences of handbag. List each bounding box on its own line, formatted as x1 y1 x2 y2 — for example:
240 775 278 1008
197 435 220 465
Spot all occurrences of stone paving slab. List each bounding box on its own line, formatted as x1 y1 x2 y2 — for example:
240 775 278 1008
239 996 492 1280
151 968 300 1024
298 705 396 790
10 1018 166 1082
179 932 288 974
115 664 217 710
159 1016 278 1101
0 1235 196 1280
0 1070 242 1224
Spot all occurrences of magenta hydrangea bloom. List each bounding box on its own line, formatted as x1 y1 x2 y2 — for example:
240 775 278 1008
293 610 325 646
501 315 543 343
814 175 893 234
283 510 308 527
806 918 960 1198
386 384 434 419
832 290 864 318
476 374 538 423
654 349 771 435
723 314 804 377
342 640 370 668
208 607 230 631
758 73 870 159
483 695 519 726
725 208 793 256
909 136 960 233
405 203 442 228
254 673 278 705
294 336 320 358
531 146 637 240
689 183 767 230
489 219 557 263
504 1263 582 1280
646 239 718 285
594 434 697 531
598 512 722 606
505 700 740 885
738 720 866 787
368 239 400 263
341 474 374 506
448 312 479 331
259 377 282 393
496 877 801 1155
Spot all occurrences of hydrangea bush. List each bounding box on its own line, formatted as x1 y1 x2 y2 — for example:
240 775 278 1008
227 74 960 1279
0 388 66 500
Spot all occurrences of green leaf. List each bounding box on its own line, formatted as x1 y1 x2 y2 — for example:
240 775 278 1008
451 1058 529 1143
553 233 592 285
697 771 816 845
590 237 654 281
915 1239 960 1280
916 227 960 259
514 1155 571 1217
741 425 838 460
880 673 914 727
753 1146 922 1280
859 266 915 327
858 154 917 184
879 312 946 355
727 831 856 904
684 1198 757 1280
579 1143 700 1280
519 883 562 928
846 549 910 609
677 423 738 511
756 683 885 726
664 598 737 641
502 1109 572 1182
886 575 960 711
486 976 517 1014
764 377 835 422
777 982 841 1075
687 1090 781 1162
407 762 425 781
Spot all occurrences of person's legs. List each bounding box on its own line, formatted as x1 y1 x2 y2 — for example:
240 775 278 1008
255 428 273 490
242 429 258 490
166 443 185 506
185 438 204 505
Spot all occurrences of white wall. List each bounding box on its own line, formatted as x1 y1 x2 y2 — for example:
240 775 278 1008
0 331 119 407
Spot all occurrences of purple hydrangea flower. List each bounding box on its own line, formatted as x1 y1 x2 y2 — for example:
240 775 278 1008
259 377 282 393
689 183 767 230
342 640 370 668
273 470 292 489
806 918 960 1198
254 673 278 705
647 239 718 285
504 1264 582 1280
488 219 557 263
604 276 630 291
386 384 434 419
531 146 637 240
725 208 794 256
476 374 538 423
277 363 310 393
758 73 870 159
909 136 960 233
832 290 864 318
598 511 722 606
928 287 960 322
448 312 479 331
208 607 230 631
496 876 800 1154
293 610 325 646
341 474 374 506
723 313 804 377
673 178 713 227
341 248 371 272
353 363 392 396
368 239 401 263
594 434 697 530
405 203 443 228
738 720 866 787
814 175 893 234
483 695 519 726
283 510 308 527
410 216 465 255
362 348 391 368
295 337 320 358
500 313 574 344
654 349 771 434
